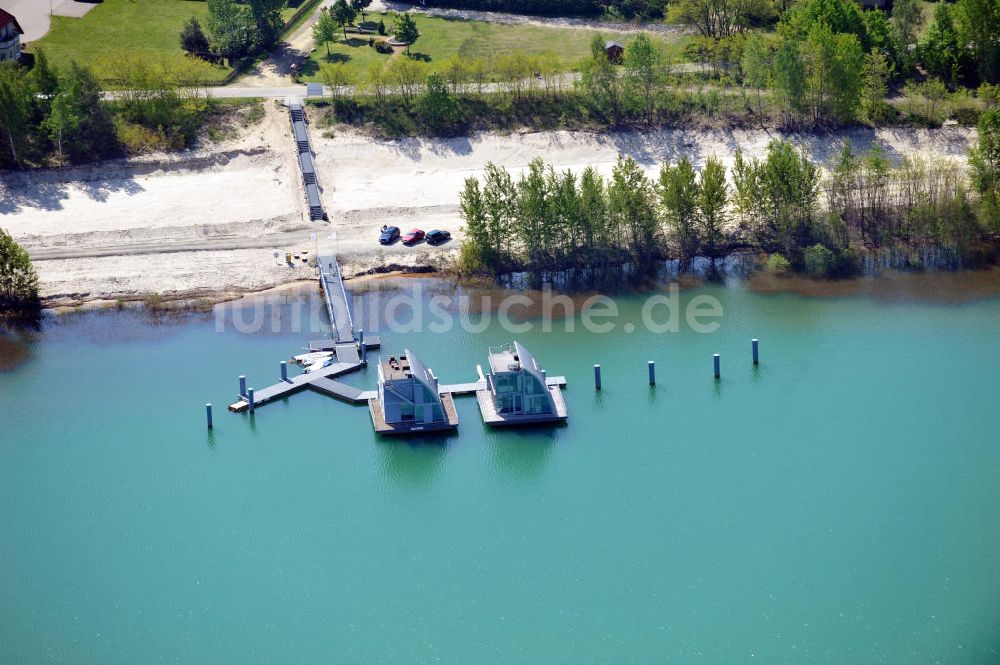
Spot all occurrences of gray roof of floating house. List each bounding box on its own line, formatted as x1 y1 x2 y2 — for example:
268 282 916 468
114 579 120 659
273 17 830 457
380 349 438 392
406 350 435 384
513 341 545 382
488 342 545 381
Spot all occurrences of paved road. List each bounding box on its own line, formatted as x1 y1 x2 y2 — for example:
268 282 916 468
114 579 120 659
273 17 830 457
201 85 312 99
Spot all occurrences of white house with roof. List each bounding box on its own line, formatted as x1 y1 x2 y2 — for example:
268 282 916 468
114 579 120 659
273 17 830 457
0 9 23 62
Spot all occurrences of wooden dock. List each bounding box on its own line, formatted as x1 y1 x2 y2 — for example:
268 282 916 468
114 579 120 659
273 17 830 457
223 255 572 432
228 256 376 413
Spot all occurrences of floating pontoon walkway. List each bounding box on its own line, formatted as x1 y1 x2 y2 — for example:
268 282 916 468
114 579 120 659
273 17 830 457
228 361 360 412
228 255 378 412
310 377 376 403
318 255 357 344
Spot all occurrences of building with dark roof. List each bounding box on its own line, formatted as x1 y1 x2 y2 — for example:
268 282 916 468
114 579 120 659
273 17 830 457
0 9 24 62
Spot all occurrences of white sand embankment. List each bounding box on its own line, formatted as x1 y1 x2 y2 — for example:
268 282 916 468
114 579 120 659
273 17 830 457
1 104 318 302
315 124 977 253
0 112 978 305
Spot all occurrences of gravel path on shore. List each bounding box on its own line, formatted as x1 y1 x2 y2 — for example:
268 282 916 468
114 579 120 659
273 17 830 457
373 0 689 36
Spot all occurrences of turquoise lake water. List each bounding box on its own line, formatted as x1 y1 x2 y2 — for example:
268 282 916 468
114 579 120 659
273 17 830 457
2 277 1000 664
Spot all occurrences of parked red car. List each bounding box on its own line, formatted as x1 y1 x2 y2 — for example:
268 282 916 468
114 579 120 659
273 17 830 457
402 229 425 245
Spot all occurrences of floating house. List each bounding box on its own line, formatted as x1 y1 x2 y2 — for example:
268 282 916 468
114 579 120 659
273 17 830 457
477 342 568 426
369 350 458 434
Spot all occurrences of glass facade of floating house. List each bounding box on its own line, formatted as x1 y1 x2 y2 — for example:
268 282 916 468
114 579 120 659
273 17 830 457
377 351 447 425
486 342 556 417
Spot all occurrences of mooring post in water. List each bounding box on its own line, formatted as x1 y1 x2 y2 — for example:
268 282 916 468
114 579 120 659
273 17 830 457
248 388 255 413
280 361 288 382
239 375 247 397
594 364 602 390
205 403 213 429
648 361 656 386
714 354 721 379
359 329 366 364
752 339 759 365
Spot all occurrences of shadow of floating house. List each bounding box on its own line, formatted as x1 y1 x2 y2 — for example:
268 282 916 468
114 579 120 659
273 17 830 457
369 350 459 435
477 342 568 426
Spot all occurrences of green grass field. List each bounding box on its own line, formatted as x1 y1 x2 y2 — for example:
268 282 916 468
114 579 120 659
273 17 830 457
29 0 312 84
30 0 232 83
303 13 684 82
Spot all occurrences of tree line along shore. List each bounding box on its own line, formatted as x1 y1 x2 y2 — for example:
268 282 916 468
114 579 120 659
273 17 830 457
456 128 1000 280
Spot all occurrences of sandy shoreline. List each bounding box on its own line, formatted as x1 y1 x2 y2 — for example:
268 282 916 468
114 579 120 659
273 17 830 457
0 103 977 308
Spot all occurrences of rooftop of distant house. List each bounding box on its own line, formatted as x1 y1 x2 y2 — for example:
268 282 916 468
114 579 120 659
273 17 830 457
488 342 543 376
0 8 24 34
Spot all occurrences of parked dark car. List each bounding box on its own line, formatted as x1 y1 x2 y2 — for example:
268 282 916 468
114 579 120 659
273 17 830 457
426 229 452 245
379 226 400 244
402 228 425 245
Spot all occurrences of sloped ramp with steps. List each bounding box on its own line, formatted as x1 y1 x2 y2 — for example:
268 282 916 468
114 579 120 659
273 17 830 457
288 100 326 221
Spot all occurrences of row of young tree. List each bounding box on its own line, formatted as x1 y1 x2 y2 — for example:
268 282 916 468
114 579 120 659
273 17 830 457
458 119 1000 277
0 55 211 168
313 0 997 132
